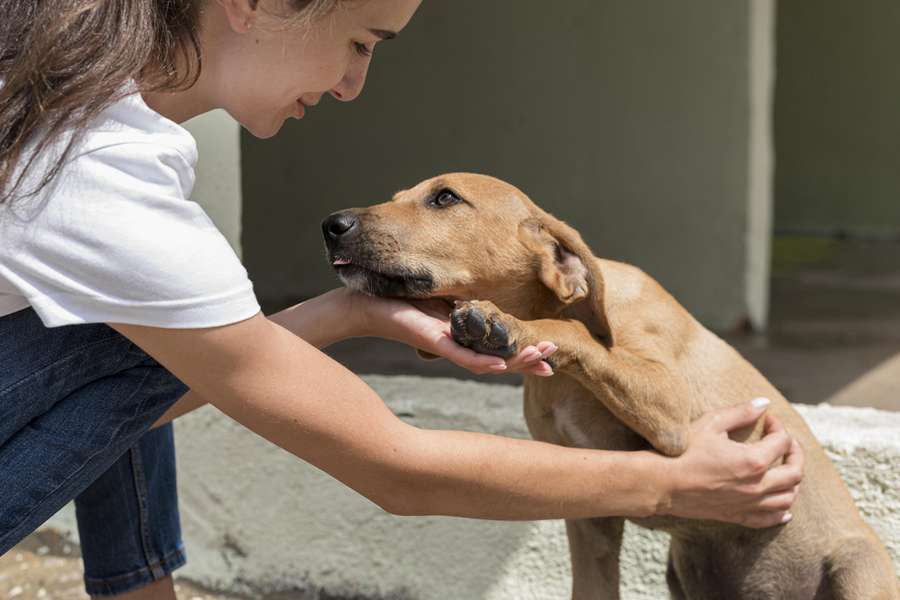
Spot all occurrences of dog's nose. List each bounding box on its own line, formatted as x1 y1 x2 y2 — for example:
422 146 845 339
322 211 359 240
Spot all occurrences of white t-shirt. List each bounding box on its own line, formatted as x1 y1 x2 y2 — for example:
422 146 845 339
0 86 261 328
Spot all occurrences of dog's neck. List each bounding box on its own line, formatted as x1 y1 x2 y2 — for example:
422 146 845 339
466 278 570 321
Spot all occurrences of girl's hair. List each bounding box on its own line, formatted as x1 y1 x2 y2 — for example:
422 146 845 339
0 0 338 205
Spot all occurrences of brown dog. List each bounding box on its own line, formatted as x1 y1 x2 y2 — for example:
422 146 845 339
322 173 899 599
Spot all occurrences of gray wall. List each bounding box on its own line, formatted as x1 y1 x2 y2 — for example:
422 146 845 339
184 110 243 254
242 0 771 330
775 0 900 236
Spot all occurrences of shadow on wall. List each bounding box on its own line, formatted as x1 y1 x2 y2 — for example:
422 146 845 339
241 0 761 331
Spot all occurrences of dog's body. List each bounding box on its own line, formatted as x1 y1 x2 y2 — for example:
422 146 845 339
522 258 894 598
323 173 899 599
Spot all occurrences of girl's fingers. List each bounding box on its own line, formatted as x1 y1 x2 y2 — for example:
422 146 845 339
535 341 555 354
430 334 505 372
743 429 794 477
515 346 542 363
427 331 559 376
526 362 554 376
518 343 556 376
701 397 771 434
502 346 537 371
756 489 798 513
756 440 804 493
508 343 556 366
499 342 557 375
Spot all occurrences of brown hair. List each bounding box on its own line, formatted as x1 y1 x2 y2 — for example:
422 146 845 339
0 0 338 205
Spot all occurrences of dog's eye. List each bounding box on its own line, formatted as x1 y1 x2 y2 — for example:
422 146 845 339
428 189 462 209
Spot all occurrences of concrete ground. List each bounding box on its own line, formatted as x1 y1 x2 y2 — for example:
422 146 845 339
0 530 239 600
4 240 899 599
0 529 371 600
734 238 900 409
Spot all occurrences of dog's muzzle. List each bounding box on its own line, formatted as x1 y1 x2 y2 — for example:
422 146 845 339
321 210 436 298
322 210 360 250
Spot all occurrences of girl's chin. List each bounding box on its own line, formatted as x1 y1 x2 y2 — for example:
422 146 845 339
242 118 284 140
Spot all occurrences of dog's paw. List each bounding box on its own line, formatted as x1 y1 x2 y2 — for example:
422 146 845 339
450 300 519 358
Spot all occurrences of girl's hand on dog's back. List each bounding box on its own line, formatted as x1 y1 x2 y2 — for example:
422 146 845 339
348 290 556 376
656 398 805 528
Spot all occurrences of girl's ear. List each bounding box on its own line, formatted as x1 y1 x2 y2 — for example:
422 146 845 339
217 0 257 34
518 214 613 345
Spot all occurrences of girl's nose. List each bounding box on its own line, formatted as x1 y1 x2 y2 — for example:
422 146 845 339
330 64 369 102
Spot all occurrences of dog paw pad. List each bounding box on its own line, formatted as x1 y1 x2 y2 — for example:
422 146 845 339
450 302 517 358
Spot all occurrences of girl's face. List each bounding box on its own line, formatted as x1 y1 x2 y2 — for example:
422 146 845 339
211 0 422 138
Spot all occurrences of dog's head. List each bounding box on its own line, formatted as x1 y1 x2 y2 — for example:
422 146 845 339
322 173 610 341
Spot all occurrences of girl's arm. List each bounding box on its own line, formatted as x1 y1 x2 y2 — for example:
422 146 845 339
153 288 553 427
116 298 802 527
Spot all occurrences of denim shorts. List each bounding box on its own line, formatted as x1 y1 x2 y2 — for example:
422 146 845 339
0 307 189 596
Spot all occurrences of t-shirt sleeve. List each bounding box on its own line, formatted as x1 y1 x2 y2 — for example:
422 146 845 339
0 142 261 328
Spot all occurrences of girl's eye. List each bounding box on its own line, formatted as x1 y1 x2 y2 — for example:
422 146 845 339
353 42 372 57
428 189 462 209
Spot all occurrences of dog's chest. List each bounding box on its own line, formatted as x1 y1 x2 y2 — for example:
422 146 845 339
523 375 646 451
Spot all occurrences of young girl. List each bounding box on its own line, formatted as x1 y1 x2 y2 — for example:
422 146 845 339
0 1 803 598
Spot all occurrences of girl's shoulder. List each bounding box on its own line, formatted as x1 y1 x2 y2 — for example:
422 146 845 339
79 83 198 172
6 81 199 205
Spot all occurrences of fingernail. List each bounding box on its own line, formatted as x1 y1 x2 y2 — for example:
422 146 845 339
751 397 771 409
541 345 558 358
490 363 507 371
781 512 793 523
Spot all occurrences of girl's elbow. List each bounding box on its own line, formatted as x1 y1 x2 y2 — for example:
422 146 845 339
371 480 433 517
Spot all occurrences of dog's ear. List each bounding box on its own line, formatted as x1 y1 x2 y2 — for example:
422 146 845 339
519 214 612 344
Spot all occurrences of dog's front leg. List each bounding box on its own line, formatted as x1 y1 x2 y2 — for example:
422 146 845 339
451 300 691 457
825 537 900 600
566 517 625 600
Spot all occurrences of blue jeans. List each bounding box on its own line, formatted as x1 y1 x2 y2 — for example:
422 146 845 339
0 307 188 596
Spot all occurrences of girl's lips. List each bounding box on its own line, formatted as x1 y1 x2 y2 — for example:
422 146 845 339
294 100 306 119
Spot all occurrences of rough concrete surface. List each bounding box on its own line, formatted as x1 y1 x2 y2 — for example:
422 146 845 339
0 530 234 600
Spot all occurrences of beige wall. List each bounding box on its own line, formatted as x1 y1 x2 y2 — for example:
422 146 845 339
241 0 773 330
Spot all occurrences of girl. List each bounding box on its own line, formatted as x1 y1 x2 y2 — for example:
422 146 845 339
0 1 803 598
